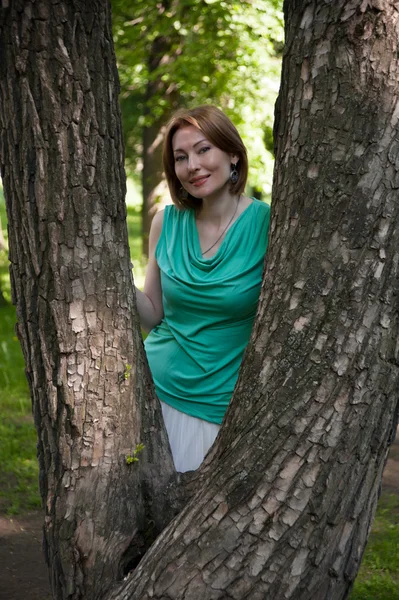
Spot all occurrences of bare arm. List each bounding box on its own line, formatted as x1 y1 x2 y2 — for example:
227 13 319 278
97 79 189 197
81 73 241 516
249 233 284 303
135 210 164 333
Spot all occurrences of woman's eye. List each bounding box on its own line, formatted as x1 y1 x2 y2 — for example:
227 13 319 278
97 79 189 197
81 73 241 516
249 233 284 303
175 155 186 162
199 146 210 154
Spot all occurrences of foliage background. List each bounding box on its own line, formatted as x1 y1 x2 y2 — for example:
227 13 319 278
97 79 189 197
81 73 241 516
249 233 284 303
113 0 284 198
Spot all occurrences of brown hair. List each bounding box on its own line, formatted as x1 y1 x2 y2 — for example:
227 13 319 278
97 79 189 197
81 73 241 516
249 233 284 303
162 105 248 209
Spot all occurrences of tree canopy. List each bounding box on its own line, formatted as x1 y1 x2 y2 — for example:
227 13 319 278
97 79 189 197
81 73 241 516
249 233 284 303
113 0 283 196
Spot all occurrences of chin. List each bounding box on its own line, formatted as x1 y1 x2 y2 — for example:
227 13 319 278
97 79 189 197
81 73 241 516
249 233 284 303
189 190 205 199
189 189 210 200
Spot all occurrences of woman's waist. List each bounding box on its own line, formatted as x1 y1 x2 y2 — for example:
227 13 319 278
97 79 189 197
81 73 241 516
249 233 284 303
161 312 256 334
145 320 252 374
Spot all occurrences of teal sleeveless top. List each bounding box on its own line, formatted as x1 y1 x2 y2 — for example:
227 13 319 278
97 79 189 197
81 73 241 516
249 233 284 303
144 199 270 424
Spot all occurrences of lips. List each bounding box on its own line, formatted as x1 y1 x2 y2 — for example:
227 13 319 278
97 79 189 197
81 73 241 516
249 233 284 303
190 175 209 187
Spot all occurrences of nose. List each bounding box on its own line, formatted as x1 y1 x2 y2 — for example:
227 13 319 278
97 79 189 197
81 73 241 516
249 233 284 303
187 153 200 171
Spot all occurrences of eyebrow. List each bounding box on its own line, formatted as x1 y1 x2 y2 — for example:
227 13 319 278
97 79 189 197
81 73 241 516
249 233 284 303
173 139 208 153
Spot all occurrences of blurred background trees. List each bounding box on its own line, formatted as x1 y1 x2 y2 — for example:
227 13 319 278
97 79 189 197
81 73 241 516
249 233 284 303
112 0 283 254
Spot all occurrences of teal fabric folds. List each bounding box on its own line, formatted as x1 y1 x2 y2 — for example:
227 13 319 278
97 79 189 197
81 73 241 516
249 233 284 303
144 199 270 424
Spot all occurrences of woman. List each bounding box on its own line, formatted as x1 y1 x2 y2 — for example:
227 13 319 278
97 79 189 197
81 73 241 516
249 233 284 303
135 105 270 472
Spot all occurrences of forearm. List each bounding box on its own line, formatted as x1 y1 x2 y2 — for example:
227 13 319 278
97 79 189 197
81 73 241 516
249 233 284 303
135 286 163 333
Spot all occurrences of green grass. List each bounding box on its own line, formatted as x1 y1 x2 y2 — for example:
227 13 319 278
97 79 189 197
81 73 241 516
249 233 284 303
0 305 41 514
0 188 41 513
350 493 399 600
126 204 147 290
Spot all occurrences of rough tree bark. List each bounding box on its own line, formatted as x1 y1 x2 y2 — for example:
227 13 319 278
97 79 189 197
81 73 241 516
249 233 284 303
0 2 179 599
0 2 398 600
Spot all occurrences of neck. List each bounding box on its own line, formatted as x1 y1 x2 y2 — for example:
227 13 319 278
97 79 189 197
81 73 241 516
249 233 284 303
198 191 240 223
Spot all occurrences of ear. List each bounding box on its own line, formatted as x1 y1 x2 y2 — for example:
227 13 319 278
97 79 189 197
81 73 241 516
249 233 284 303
230 154 239 166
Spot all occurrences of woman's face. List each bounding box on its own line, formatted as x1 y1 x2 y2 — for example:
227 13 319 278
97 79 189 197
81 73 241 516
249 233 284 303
172 125 237 200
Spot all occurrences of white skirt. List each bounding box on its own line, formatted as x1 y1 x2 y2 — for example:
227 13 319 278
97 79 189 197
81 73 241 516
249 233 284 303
161 401 220 472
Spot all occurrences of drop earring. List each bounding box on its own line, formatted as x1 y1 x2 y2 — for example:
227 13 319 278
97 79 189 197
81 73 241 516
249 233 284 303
180 186 188 200
230 163 239 184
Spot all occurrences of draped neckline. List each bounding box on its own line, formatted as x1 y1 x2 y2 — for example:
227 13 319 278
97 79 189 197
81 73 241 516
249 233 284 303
189 199 255 268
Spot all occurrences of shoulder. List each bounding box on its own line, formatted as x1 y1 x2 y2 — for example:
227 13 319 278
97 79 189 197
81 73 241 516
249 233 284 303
241 196 270 216
249 200 270 244
253 199 270 214
149 209 165 239
148 209 165 255
160 203 190 227
252 199 270 222
149 204 185 246
151 208 165 232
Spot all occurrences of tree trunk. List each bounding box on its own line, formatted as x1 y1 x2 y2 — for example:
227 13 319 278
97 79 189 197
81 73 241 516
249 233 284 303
0 2 178 599
0 283 7 306
1 1 398 600
141 117 169 257
141 30 180 257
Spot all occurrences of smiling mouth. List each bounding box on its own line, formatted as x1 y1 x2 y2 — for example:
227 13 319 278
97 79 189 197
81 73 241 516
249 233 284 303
190 176 209 186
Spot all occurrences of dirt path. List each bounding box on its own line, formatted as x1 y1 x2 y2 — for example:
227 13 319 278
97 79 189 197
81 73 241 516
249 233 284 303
382 427 399 494
1 430 398 600
0 512 51 600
